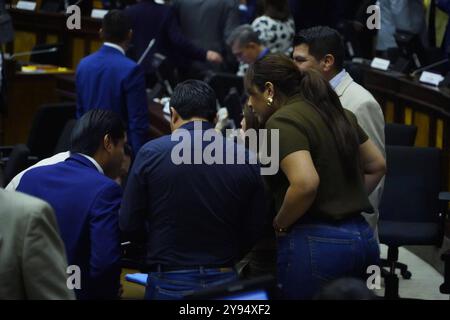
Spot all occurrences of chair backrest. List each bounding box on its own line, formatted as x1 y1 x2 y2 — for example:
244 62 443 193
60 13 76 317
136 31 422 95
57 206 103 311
204 71 244 106
53 119 76 154
385 123 417 146
3 144 31 187
30 42 64 66
379 146 442 224
223 88 243 128
27 103 76 160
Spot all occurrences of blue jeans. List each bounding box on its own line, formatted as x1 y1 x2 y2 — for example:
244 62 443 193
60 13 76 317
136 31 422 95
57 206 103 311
145 267 239 300
277 215 380 300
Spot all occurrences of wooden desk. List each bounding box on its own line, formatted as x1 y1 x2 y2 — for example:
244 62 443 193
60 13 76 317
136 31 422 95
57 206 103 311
1 63 75 145
362 67 450 150
8 8 102 68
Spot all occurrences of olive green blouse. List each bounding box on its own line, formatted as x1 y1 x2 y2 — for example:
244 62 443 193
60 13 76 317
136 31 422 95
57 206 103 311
264 95 373 221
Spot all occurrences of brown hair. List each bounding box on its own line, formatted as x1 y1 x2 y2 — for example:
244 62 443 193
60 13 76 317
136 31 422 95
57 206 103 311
245 53 361 178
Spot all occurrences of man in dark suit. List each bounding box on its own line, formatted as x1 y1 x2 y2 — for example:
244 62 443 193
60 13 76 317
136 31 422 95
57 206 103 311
17 109 126 300
125 0 223 79
76 10 149 156
171 0 241 77
288 0 345 33
120 80 266 300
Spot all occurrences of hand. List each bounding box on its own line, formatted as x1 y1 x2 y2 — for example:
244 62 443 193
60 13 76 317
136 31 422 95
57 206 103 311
273 217 289 237
206 51 223 64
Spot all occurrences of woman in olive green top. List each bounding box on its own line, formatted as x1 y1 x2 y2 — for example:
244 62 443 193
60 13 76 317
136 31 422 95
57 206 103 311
244 54 386 299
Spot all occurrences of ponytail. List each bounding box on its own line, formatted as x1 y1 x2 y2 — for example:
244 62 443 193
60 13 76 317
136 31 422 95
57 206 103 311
298 70 361 178
245 53 361 178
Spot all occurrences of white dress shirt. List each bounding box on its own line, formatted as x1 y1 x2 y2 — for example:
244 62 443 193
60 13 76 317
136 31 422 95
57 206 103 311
103 42 126 56
79 153 104 174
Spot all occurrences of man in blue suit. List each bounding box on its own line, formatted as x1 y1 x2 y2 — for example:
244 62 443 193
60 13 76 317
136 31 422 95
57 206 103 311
17 110 126 300
76 10 149 156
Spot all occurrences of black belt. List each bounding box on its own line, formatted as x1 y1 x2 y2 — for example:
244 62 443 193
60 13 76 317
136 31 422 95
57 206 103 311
146 264 235 273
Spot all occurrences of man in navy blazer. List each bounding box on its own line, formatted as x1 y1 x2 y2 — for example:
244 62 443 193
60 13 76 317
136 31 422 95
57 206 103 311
76 10 149 156
17 110 127 300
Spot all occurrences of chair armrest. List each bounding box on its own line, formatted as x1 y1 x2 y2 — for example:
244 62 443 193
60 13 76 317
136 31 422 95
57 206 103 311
440 192 450 201
440 250 450 294
0 146 14 159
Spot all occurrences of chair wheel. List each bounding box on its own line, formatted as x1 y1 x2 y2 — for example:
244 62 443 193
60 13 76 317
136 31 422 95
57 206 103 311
401 271 412 279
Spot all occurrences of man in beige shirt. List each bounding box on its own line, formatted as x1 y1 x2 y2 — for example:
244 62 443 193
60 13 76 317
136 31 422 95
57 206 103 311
0 188 75 299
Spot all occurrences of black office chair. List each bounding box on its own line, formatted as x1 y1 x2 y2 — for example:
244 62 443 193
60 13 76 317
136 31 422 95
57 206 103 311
30 43 64 66
385 123 418 146
27 103 76 160
53 119 76 154
223 88 244 128
344 60 365 85
204 71 244 107
379 146 448 299
440 192 450 296
0 144 38 187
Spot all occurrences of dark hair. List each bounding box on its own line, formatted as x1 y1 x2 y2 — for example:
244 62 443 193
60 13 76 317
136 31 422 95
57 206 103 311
264 0 290 21
171 80 217 122
245 53 360 178
227 25 261 47
294 26 345 71
102 10 131 43
70 109 125 157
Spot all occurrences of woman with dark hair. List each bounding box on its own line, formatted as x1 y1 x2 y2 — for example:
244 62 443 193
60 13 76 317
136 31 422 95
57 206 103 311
244 53 386 299
251 0 295 55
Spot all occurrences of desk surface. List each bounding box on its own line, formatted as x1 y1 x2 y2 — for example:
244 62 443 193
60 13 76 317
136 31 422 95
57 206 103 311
362 66 450 119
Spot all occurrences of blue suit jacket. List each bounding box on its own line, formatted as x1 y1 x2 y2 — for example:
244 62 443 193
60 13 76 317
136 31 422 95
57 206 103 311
76 45 149 155
16 154 122 300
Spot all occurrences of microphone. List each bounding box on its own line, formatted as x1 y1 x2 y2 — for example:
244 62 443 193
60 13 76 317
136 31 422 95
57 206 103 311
409 58 449 77
7 47 58 59
137 39 156 65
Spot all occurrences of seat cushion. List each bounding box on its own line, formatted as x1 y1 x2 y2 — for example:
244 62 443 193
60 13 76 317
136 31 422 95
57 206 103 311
379 221 440 247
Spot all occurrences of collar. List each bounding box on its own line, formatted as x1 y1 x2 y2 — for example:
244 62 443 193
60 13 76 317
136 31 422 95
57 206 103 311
177 120 215 132
103 42 126 56
78 154 104 174
329 69 347 90
257 47 270 61
334 72 354 97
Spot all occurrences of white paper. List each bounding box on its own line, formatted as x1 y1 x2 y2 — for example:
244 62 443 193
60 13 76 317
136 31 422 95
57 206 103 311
16 1 37 11
419 71 444 86
91 9 108 19
371 57 390 71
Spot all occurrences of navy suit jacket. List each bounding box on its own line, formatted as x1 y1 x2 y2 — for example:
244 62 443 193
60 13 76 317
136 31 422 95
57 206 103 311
16 154 122 300
120 121 266 268
76 45 149 155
